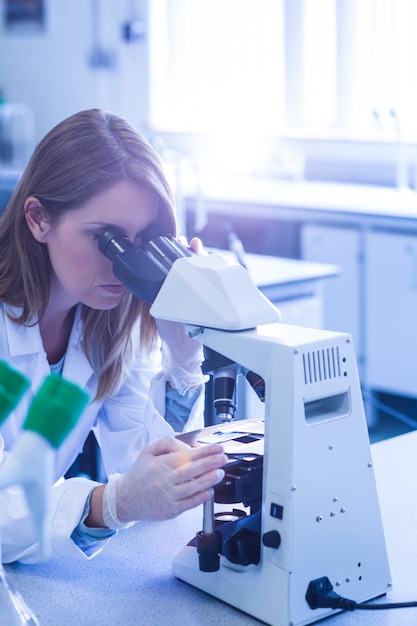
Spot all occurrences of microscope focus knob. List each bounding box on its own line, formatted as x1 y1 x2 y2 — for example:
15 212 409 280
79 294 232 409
223 528 260 566
262 530 281 550
196 530 222 572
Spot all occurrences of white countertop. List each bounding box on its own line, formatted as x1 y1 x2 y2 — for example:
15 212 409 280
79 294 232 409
213 248 340 289
5 429 417 625
184 176 417 224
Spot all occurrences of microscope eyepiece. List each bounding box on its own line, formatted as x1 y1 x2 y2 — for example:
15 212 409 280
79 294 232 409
98 228 133 261
97 229 194 303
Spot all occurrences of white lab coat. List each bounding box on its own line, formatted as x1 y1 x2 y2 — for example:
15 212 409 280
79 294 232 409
0 303 204 563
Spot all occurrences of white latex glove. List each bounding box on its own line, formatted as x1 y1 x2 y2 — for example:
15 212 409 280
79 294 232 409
102 437 226 528
156 317 208 394
155 236 209 394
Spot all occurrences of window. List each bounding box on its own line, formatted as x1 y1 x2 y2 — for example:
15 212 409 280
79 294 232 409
149 0 285 134
149 0 417 141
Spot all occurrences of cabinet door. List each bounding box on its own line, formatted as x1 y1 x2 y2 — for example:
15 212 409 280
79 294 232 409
366 231 417 396
301 224 362 356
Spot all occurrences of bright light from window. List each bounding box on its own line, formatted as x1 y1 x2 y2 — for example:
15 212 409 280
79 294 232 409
303 0 337 125
148 0 417 141
149 0 285 134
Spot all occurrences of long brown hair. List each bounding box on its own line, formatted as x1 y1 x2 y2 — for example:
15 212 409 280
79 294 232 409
0 109 177 399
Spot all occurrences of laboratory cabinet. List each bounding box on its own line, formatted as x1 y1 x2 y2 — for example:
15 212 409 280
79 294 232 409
300 223 362 363
302 224 417 401
365 230 417 397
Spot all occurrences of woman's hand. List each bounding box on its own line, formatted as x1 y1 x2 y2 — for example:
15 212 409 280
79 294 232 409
90 437 227 528
187 236 205 255
116 437 226 522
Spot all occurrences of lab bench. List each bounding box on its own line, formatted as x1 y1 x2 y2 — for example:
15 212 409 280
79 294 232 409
5 429 417 625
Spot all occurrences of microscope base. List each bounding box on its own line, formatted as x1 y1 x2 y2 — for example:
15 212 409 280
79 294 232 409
173 539 389 626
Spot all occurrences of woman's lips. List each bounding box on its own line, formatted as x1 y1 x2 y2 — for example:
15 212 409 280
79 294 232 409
102 284 126 296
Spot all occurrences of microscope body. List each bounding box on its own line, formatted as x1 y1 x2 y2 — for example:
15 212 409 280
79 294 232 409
99 233 391 626
171 322 391 626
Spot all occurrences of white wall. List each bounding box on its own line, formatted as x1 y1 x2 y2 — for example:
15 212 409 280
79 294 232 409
0 0 150 144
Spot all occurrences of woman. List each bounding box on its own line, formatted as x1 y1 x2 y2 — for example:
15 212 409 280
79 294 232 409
0 109 226 563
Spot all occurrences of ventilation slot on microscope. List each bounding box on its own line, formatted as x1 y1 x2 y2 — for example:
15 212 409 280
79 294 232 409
302 346 341 385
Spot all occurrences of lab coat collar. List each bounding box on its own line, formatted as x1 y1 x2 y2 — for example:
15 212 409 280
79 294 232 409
62 306 95 389
3 303 94 391
4 303 43 357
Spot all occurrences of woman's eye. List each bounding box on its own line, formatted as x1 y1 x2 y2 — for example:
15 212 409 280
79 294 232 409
90 231 104 241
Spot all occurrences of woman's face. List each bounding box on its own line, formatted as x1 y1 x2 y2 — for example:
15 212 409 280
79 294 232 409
27 179 160 311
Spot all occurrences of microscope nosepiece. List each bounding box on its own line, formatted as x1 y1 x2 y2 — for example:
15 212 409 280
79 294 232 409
213 369 237 422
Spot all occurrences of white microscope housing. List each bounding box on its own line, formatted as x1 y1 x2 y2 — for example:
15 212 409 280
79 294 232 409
151 252 391 626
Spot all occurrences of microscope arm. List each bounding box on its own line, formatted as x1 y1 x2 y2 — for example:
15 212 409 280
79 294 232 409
149 252 280 330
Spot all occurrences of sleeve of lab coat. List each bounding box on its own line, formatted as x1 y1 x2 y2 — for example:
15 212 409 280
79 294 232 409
94 342 205 478
0 341 205 564
0 476 106 564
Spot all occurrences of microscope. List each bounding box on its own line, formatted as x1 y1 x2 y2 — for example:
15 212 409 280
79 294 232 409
99 230 391 626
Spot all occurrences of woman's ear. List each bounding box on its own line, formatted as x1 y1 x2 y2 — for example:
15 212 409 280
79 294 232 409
24 197 51 242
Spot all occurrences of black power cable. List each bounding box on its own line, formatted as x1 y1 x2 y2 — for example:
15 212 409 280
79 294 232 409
306 577 417 612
